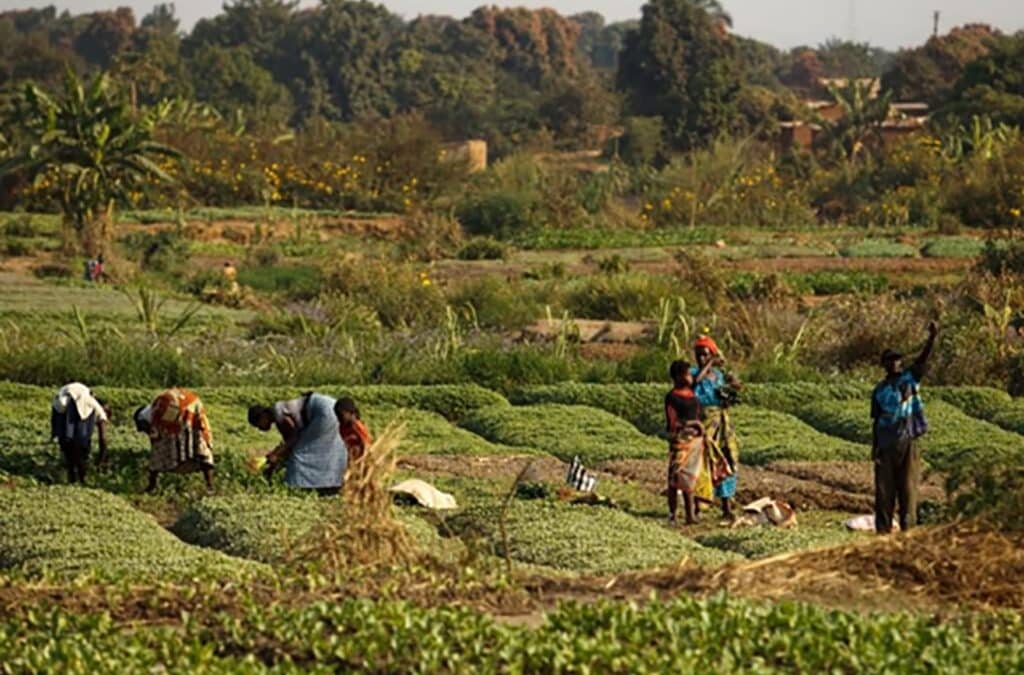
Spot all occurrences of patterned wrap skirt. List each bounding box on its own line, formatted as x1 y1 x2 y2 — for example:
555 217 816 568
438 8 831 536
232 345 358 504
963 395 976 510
668 433 713 501
147 388 215 473
702 406 739 499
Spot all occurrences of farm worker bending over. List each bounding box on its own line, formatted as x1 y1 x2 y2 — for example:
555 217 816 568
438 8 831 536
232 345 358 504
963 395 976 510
665 360 706 525
51 383 110 484
249 392 348 496
133 388 215 493
692 335 742 521
334 397 371 464
871 321 938 534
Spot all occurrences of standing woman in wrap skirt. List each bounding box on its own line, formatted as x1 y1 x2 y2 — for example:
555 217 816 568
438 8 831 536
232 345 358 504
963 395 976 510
691 336 742 520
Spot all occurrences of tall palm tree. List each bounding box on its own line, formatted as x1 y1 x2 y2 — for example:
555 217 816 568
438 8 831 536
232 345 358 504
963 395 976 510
0 69 180 254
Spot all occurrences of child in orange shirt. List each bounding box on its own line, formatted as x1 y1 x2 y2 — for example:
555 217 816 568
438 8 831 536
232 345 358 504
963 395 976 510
334 397 371 463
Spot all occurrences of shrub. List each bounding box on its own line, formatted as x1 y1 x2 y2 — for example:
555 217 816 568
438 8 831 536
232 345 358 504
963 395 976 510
33 263 72 279
0 337 206 388
460 404 663 463
839 239 918 258
456 190 540 238
610 116 665 166
2 215 37 237
785 271 889 296
3 239 35 256
446 500 739 572
237 264 322 300
446 277 542 330
456 237 509 261
0 486 261 580
563 272 674 321
978 240 1024 275
456 347 578 394
120 229 190 272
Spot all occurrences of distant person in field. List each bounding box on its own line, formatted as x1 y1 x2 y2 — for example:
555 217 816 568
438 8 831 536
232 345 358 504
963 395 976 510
871 321 938 534
248 392 348 496
222 260 240 295
334 397 371 464
50 383 110 484
133 388 215 493
84 254 104 283
692 335 742 520
665 360 706 525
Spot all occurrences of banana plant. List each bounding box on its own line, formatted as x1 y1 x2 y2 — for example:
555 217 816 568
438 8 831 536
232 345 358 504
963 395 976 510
0 69 181 255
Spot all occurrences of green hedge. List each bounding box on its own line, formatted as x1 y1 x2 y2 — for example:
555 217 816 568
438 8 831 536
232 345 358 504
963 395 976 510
0 486 261 580
511 383 664 434
461 404 664 463
446 500 739 572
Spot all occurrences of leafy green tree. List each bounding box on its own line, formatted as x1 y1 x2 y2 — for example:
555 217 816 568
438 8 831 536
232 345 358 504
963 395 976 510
617 0 743 150
883 24 1001 104
468 7 583 88
190 44 292 123
942 32 1024 128
816 38 891 78
0 71 180 254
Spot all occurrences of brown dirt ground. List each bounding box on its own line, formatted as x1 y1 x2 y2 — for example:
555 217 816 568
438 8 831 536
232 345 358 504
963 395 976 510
399 454 568 484
768 460 946 503
597 458 876 513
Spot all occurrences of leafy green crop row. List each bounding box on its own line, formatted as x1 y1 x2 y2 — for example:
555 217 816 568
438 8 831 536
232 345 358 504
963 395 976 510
730 407 867 465
3 596 1023 673
460 403 664 463
0 486 262 580
0 382 508 423
696 512 862 559
446 499 739 572
173 494 450 564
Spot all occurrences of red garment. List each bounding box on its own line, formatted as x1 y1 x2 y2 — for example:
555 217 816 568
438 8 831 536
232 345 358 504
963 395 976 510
665 387 701 435
341 419 371 462
693 335 720 356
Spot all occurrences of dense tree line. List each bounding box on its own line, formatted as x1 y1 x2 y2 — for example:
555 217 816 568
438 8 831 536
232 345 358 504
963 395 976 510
1 1 1023 156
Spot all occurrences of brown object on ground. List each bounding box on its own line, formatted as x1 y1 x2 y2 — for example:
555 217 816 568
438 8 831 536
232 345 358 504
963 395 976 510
768 461 946 504
298 422 418 572
598 459 874 513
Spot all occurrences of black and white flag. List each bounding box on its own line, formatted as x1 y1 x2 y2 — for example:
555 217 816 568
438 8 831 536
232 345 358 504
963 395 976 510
566 455 597 493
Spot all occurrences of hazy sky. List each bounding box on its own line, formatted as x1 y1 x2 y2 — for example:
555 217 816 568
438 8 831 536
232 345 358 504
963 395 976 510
2 0 1023 50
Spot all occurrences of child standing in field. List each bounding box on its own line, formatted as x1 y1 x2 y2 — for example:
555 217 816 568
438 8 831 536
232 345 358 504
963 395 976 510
665 360 706 525
334 397 371 464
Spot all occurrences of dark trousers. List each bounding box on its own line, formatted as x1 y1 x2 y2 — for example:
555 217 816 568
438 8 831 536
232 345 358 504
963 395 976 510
874 436 920 533
58 438 90 484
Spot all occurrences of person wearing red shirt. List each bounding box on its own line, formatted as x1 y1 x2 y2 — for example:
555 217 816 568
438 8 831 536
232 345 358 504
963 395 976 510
665 360 706 525
334 397 371 463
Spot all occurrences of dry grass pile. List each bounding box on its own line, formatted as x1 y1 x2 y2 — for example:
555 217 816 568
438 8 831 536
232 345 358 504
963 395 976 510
705 519 1024 610
296 423 419 574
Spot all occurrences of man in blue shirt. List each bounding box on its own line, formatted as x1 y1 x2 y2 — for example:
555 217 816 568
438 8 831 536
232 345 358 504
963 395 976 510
871 321 938 534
